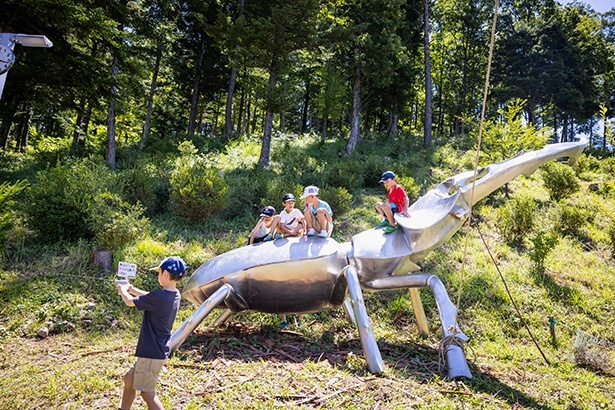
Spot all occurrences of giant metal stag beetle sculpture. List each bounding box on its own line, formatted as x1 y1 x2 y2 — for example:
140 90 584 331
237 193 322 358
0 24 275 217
169 139 587 379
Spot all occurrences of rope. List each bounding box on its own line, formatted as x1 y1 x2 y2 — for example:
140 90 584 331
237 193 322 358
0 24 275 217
455 0 499 312
474 220 551 365
438 326 475 374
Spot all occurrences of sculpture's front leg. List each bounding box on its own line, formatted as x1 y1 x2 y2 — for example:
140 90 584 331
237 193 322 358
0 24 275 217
169 284 235 353
343 265 385 374
364 274 472 379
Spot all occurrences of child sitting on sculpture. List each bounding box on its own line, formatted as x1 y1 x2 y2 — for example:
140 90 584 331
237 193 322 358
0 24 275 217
248 206 280 244
277 193 305 238
375 171 409 234
301 185 333 238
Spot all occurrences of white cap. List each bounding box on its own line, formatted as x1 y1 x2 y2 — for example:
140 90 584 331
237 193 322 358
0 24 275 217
300 185 319 199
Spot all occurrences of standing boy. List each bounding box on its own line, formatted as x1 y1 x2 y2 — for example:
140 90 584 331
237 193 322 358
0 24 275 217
375 171 409 234
301 185 333 238
277 193 305 238
117 256 188 410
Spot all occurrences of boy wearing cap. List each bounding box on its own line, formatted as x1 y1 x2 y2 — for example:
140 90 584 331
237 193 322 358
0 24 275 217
116 256 188 410
248 206 280 244
278 193 305 238
375 171 409 234
301 185 333 238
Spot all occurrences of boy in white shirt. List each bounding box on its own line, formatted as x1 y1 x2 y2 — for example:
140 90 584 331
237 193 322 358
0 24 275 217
277 193 305 238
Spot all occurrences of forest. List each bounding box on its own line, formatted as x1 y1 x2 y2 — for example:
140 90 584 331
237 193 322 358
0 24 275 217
2 1 615 409
1 0 614 166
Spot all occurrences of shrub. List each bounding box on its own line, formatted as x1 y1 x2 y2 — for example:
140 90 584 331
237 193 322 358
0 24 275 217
395 175 421 204
528 231 558 270
494 194 536 244
607 218 615 256
320 185 353 216
323 158 364 191
88 192 149 250
0 180 28 249
540 161 580 201
25 158 117 242
554 200 590 238
169 142 227 221
119 160 170 216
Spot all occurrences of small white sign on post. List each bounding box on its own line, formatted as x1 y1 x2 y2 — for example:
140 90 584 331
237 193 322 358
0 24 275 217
118 262 137 279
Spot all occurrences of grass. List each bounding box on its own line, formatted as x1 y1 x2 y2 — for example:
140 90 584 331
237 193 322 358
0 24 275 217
1 136 615 409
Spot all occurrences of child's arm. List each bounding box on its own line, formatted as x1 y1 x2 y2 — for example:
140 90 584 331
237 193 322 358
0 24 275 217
248 218 264 244
117 284 137 307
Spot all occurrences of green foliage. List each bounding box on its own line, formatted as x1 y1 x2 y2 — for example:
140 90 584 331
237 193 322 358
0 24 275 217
119 160 170 216
528 230 558 270
88 192 149 250
319 185 353 216
480 99 550 164
322 158 364 191
169 142 228 222
494 194 537 244
607 218 615 256
553 199 592 238
223 167 270 218
25 158 117 242
540 161 581 201
0 180 28 249
394 175 421 204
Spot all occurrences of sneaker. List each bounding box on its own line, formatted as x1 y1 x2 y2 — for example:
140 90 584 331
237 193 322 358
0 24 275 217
383 224 399 234
307 228 316 237
377 219 389 227
264 234 274 241
318 230 328 238
275 233 284 239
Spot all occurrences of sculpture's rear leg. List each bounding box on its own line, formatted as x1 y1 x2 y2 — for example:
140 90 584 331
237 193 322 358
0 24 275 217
363 274 472 379
169 284 234 353
344 265 385 374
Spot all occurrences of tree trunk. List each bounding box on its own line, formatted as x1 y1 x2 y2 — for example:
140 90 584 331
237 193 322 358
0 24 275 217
141 42 163 150
301 75 311 133
0 94 18 150
258 62 278 167
225 67 238 138
188 34 206 135
17 106 33 152
387 101 399 139
106 53 119 169
345 65 361 156
423 0 433 147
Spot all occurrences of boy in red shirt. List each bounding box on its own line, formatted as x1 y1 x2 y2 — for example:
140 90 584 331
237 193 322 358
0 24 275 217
375 171 409 234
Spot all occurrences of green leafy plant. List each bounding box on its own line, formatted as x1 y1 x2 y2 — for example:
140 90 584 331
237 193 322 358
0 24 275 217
495 194 537 244
170 141 227 221
0 180 28 249
540 161 581 201
528 230 558 270
320 185 353 217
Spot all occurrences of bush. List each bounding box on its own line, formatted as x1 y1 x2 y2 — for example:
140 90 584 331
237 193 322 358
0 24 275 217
540 161 581 201
395 175 421 204
554 200 590 238
320 185 353 216
0 180 28 249
323 158 364 191
169 142 227 221
494 194 536 244
25 158 117 242
119 160 170 216
88 192 149 250
529 231 558 270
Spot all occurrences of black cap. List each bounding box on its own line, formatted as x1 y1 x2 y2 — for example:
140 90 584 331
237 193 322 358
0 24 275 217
260 206 276 217
282 193 295 203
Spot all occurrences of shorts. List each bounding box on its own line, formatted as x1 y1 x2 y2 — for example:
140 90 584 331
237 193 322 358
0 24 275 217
128 357 166 392
390 203 399 213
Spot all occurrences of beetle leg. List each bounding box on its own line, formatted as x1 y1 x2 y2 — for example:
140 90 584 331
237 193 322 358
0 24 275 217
169 284 234 353
343 265 385 374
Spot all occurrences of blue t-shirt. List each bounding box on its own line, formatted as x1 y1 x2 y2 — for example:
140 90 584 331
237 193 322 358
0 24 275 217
308 199 333 216
133 289 181 360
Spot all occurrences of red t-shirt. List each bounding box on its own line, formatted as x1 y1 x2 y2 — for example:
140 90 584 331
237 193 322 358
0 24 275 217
388 184 407 212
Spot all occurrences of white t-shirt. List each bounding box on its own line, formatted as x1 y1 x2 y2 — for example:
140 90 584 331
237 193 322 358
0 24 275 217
280 208 303 230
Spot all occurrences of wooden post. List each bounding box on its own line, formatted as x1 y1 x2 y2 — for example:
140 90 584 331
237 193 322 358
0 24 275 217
409 288 429 338
93 250 112 272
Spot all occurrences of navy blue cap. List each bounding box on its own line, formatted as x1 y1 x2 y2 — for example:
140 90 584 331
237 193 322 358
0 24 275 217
150 256 188 277
379 171 396 183
260 206 276 217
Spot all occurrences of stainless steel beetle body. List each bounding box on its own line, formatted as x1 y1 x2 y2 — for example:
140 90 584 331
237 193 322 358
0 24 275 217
170 139 587 379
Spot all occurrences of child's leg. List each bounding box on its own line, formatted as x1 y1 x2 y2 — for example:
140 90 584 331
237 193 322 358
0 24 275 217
381 203 395 225
120 369 137 410
268 215 281 236
140 391 163 410
303 208 314 230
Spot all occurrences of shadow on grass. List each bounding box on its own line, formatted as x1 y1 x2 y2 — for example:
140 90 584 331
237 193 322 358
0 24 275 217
176 322 550 409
